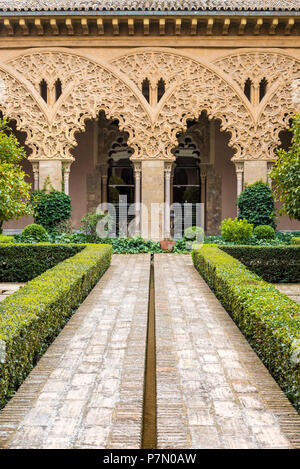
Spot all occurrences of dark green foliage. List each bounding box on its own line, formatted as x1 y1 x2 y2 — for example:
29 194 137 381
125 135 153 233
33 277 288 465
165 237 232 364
0 244 84 281
20 223 49 242
0 244 112 408
253 225 275 240
192 246 300 410
237 181 276 229
31 189 71 232
270 113 300 221
0 235 13 243
220 245 300 283
221 217 253 243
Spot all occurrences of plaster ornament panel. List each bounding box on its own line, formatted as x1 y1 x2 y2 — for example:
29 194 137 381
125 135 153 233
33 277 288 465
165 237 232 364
8 50 151 160
151 67 253 160
0 67 50 160
214 52 300 90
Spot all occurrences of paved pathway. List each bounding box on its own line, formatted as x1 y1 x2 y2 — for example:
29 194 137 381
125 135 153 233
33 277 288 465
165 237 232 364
155 254 300 449
0 254 299 449
275 283 300 305
0 255 150 449
0 283 25 302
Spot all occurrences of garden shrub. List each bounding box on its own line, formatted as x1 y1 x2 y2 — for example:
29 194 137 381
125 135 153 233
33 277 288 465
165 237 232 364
0 244 84 282
20 223 49 242
220 245 300 283
184 226 204 243
0 243 112 408
292 237 300 246
31 189 71 232
253 225 275 240
237 181 276 229
221 217 253 243
0 235 13 243
192 246 300 410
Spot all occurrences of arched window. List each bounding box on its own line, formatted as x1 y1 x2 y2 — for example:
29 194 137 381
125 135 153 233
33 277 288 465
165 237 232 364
142 78 150 103
244 78 252 102
39 79 48 103
157 78 165 102
259 78 268 102
55 79 62 101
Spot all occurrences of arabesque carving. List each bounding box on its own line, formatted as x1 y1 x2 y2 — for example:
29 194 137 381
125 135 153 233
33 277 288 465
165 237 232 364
1 48 300 162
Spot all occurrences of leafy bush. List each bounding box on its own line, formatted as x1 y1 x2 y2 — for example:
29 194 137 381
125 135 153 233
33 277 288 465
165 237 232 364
184 226 204 242
292 237 300 246
253 225 275 240
0 235 13 243
31 189 71 232
270 113 300 222
0 118 32 233
0 244 84 282
221 218 253 243
20 223 49 242
0 243 112 408
220 245 300 283
192 246 300 410
237 181 276 229
80 209 112 239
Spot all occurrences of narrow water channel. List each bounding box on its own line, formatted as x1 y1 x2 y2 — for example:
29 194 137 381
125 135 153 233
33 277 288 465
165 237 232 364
141 254 157 449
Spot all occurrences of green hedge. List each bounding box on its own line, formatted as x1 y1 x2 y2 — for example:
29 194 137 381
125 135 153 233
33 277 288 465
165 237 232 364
292 237 300 246
0 244 84 282
0 235 14 243
219 245 300 283
192 246 300 411
0 243 112 408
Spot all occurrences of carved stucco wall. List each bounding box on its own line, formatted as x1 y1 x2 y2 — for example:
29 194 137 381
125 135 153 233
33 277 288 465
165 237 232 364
0 47 299 164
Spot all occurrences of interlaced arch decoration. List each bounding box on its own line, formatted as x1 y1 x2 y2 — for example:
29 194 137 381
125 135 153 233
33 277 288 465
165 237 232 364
1 47 300 162
214 50 300 159
6 49 151 161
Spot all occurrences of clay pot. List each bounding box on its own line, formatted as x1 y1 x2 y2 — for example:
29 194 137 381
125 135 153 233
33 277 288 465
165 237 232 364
160 240 176 252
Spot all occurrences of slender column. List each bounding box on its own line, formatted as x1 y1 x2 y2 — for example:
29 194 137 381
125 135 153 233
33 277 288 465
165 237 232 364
200 164 207 230
164 162 172 239
31 162 39 191
134 162 142 235
63 162 72 196
235 162 244 197
267 162 274 188
100 164 108 204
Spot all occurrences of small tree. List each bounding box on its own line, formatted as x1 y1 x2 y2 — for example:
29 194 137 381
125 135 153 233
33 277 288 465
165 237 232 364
270 114 300 221
237 181 276 229
0 118 31 233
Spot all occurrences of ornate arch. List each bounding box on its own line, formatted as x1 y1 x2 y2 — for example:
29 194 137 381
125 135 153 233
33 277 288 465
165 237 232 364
6 48 152 160
214 50 300 159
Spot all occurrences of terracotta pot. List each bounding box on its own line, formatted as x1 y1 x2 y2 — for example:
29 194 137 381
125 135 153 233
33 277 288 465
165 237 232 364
160 240 176 252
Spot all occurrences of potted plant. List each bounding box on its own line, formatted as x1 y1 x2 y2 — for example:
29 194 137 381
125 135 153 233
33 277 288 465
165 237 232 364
160 238 176 252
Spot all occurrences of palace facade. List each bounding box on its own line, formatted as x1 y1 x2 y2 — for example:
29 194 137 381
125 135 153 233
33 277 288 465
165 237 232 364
1 0 300 238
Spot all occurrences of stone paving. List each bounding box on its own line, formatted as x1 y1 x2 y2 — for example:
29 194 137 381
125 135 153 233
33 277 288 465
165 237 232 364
0 255 150 449
0 283 25 302
275 283 300 305
0 253 300 449
155 254 300 449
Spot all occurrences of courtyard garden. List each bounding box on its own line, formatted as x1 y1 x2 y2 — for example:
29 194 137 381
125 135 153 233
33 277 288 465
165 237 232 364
0 114 299 449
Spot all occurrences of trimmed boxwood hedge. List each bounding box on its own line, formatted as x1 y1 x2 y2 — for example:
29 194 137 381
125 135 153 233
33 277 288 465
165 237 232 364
292 237 300 246
0 243 112 408
0 244 84 282
192 246 300 411
219 245 300 283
